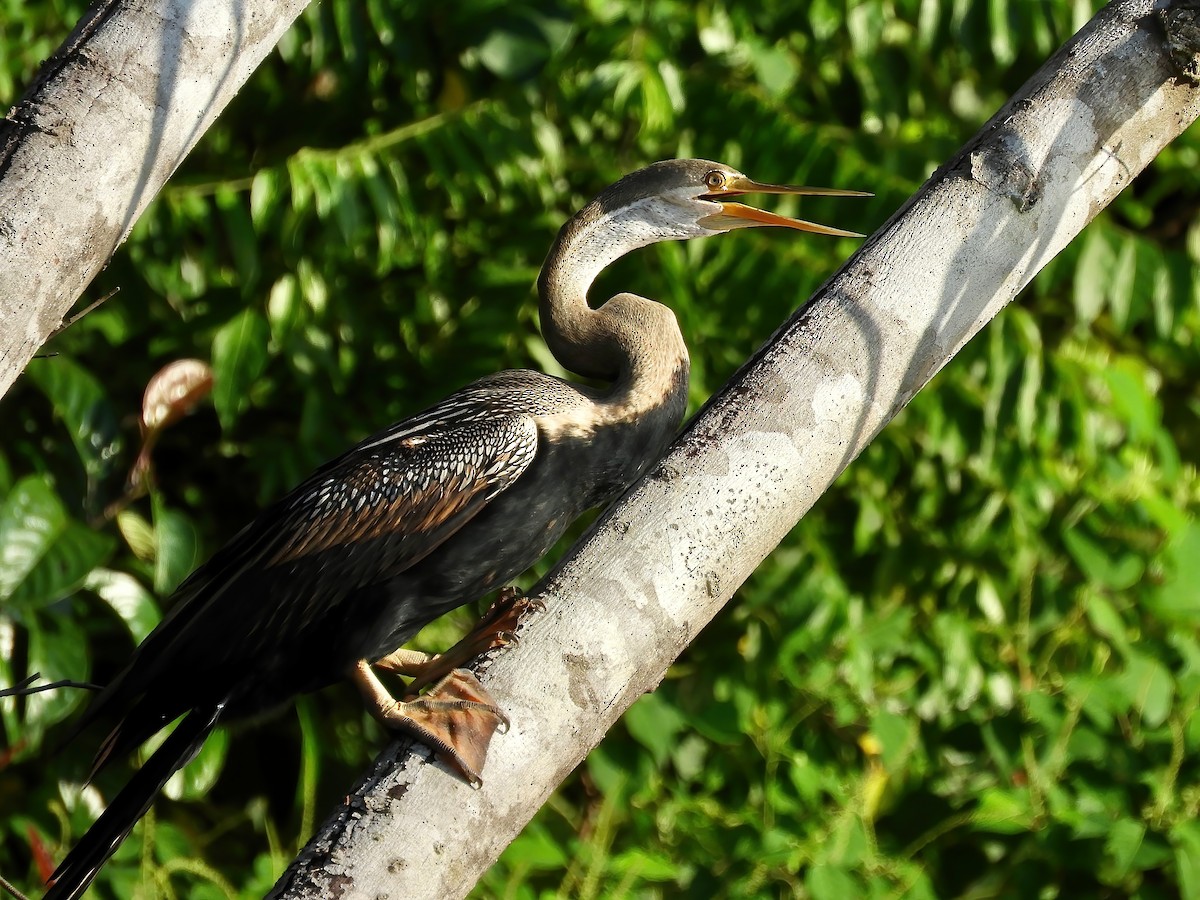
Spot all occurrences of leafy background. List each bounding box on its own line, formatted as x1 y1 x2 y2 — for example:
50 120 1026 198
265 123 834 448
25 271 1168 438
2 0 1199 897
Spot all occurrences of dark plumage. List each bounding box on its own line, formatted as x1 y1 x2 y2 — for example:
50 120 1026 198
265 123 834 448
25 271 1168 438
45 159 864 898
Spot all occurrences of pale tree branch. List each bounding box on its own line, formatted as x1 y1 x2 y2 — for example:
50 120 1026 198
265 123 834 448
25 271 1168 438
0 0 312 396
270 1 1200 897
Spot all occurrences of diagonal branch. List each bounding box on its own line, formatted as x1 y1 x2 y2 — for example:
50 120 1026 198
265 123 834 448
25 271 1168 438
0 0 312 397
271 1 1200 897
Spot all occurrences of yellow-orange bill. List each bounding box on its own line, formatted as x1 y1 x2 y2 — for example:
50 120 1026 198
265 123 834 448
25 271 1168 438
723 180 873 199
699 175 871 237
706 201 866 237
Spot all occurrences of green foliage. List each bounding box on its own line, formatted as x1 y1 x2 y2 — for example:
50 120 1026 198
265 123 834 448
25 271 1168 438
2 0 1199 897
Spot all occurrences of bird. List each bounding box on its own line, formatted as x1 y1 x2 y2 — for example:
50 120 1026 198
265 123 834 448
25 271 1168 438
42 158 867 898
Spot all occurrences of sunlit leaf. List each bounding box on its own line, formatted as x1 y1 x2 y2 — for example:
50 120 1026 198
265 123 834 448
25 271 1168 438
23 612 92 731
1106 373 1159 451
1173 821 1200 899
1074 228 1114 324
974 788 1035 834
1148 523 1200 623
152 496 203 596
1084 591 1130 653
0 477 65 604
1063 527 1143 591
250 168 281 228
84 568 161 643
1106 818 1146 877
476 30 548 79
752 43 798 97
503 824 569 871
117 509 156 562
211 308 270 431
611 847 679 881
163 727 229 801
1120 653 1174 728
8 519 113 609
808 864 861 900
25 357 121 485
624 691 686 766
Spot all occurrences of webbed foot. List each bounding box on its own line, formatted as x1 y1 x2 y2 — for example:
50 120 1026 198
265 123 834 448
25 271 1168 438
352 662 507 785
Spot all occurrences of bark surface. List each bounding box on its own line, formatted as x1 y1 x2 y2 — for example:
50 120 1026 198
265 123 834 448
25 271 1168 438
0 0 311 395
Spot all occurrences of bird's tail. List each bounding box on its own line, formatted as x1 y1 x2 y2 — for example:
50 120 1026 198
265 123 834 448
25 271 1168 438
44 704 224 900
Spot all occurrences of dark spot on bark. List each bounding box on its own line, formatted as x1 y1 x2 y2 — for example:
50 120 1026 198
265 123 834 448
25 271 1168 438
327 873 354 898
564 652 598 709
968 130 1041 213
1160 2 1200 84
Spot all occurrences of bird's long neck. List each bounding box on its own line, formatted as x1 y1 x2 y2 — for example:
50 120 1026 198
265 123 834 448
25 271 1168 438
537 203 690 410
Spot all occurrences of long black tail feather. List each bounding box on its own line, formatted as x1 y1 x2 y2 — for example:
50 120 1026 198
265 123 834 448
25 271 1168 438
44 705 223 900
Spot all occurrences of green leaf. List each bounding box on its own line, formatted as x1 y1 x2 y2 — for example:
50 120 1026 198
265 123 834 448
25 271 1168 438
624 691 686 766
23 611 92 732
611 847 679 881
989 0 1016 66
1084 591 1130 654
217 187 260 287
869 710 912 770
1105 357 1160 443
152 497 203 596
585 745 627 798
1108 238 1136 332
1074 229 1114 324
8 518 114 609
0 615 18 738
671 732 708 781
1148 522 1200 624
250 167 281 228
1105 818 1146 877
211 308 270 431
503 824 568 871
0 477 109 608
163 727 228 801
1120 653 1174 728
1062 527 1143 590
752 43 799 97
974 788 1034 834
1172 821 1200 899
0 477 65 603
84 568 161 642
807 864 861 900
25 356 121 484
116 509 156 562
476 30 548 79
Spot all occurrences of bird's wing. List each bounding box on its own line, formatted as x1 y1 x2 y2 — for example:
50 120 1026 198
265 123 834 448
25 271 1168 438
75 407 541 754
263 412 540 572
161 409 539 651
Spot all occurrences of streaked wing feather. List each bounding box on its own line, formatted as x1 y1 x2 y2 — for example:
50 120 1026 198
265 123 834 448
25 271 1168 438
269 417 536 565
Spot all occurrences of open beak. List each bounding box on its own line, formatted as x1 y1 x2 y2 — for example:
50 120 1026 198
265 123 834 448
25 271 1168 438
700 175 871 238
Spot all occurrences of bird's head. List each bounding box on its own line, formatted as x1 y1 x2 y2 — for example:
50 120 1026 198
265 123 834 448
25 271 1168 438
585 158 869 244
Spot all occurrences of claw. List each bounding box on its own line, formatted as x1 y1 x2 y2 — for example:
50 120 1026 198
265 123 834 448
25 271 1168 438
353 664 507 785
473 588 544 645
401 588 544 696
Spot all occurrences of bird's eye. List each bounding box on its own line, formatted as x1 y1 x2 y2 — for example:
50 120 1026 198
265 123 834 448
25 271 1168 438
704 171 726 191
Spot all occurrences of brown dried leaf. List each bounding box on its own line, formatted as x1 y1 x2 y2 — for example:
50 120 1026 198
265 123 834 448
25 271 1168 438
141 359 214 434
